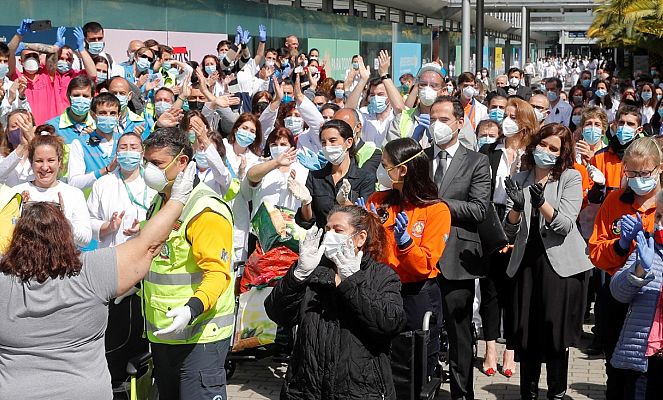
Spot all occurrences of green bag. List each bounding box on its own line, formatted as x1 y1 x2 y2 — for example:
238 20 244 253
250 201 304 252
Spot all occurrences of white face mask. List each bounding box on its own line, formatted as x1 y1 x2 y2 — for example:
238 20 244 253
376 164 395 189
502 117 520 137
23 58 39 73
534 109 546 122
418 86 438 106
462 86 476 99
322 145 347 165
509 77 520 87
431 120 454 146
322 230 354 260
284 116 304 135
143 162 170 192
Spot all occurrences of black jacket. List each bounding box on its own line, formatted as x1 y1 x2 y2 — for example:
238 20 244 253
265 257 405 400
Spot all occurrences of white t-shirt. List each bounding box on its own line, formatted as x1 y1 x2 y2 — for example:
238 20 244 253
0 151 33 187
13 181 92 247
242 161 309 219
86 170 157 248
361 109 394 148
68 136 117 190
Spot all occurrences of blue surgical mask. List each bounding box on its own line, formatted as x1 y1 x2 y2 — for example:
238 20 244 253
352 62 359 70
117 150 142 171
595 89 607 98
115 94 129 110
57 60 72 74
188 131 196 144
641 91 653 102
162 62 171 71
96 71 107 83
88 41 104 55
235 129 256 148
367 95 388 114
657 95 663 103
96 115 118 134
546 90 559 102
533 147 558 167
658 108 663 118
334 89 344 99
571 115 582 126
282 94 294 104
136 57 150 72
488 108 505 123
0 64 8 79
616 125 636 145
582 126 602 145
204 65 216 75
478 136 497 148
155 101 172 116
628 176 658 196
70 96 91 116
581 79 591 88
195 151 209 169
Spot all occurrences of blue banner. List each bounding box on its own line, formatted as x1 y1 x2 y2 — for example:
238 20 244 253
392 43 421 81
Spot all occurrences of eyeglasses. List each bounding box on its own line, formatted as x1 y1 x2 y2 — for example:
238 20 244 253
139 55 154 62
624 169 657 178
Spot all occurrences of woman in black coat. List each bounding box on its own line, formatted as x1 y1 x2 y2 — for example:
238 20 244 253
265 205 405 400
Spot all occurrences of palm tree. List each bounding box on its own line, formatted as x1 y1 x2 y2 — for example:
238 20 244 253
589 0 663 54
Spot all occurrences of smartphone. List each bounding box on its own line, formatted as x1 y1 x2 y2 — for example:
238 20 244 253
374 58 380 70
294 66 303 74
31 20 52 32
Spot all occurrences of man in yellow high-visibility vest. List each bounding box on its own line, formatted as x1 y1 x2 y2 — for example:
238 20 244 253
141 127 234 400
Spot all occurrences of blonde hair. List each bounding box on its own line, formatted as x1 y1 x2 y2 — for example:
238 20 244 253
623 137 662 168
507 97 539 148
581 106 609 134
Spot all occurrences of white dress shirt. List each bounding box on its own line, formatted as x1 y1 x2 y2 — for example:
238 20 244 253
544 100 573 127
433 140 461 176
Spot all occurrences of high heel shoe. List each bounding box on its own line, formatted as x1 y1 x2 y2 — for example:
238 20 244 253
480 365 496 376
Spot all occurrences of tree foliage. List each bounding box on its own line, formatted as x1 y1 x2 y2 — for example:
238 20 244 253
588 0 663 54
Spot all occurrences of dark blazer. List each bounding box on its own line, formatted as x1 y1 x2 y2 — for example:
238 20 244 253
426 144 492 280
497 85 532 101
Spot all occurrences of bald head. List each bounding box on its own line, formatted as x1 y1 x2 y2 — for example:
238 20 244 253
529 93 550 110
334 108 362 138
128 40 144 56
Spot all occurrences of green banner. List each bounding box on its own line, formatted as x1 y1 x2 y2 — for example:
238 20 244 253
308 38 360 80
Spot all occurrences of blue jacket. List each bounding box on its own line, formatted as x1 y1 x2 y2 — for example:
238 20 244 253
610 246 663 372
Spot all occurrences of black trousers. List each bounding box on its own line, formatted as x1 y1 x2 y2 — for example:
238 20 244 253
621 356 663 400
438 276 475 400
479 250 513 343
152 339 230 400
595 281 629 400
519 349 569 399
402 278 443 377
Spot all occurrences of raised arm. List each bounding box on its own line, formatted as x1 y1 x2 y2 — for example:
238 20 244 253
114 162 195 296
247 147 297 186
73 27 97 78
345 56 370 110
254 24 267 66
377 50 405 113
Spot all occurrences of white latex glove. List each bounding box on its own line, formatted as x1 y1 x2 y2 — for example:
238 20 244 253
288 177 312 205
170 162 197 204
336 178 351 205
154 305 192 336
331 237 362 280
587 165 606 185
114 286 139 305
294 226 324 281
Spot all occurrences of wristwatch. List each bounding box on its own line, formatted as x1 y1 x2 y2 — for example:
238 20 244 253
380 74 391 81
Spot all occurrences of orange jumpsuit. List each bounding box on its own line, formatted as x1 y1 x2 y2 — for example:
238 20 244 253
367 191 451 283
588 188 656 275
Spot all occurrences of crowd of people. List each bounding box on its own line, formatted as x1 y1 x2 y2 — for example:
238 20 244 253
0 16 662 400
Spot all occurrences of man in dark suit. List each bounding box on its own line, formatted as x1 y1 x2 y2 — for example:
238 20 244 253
497 67 532 101
426 96 491 400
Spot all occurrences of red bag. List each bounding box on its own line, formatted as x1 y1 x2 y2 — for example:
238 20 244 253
239 244 298 293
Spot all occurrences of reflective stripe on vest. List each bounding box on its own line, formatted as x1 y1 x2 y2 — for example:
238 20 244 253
145 313 235 342
143 182 235 345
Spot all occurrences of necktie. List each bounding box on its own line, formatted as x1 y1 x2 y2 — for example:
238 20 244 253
434 150 447 187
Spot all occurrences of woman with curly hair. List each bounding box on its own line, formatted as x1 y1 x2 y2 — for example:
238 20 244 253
0 163 196 400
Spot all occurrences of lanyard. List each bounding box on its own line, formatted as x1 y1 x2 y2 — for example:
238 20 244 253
468 101 477 130
120 170 149 211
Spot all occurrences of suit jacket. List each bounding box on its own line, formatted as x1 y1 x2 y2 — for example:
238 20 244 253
426 144 492 280
497 85 532 101
503 168 594 278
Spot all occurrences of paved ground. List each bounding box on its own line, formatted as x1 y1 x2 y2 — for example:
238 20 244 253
227 323 607 400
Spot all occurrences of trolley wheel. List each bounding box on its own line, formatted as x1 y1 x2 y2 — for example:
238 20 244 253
225 359 236 380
